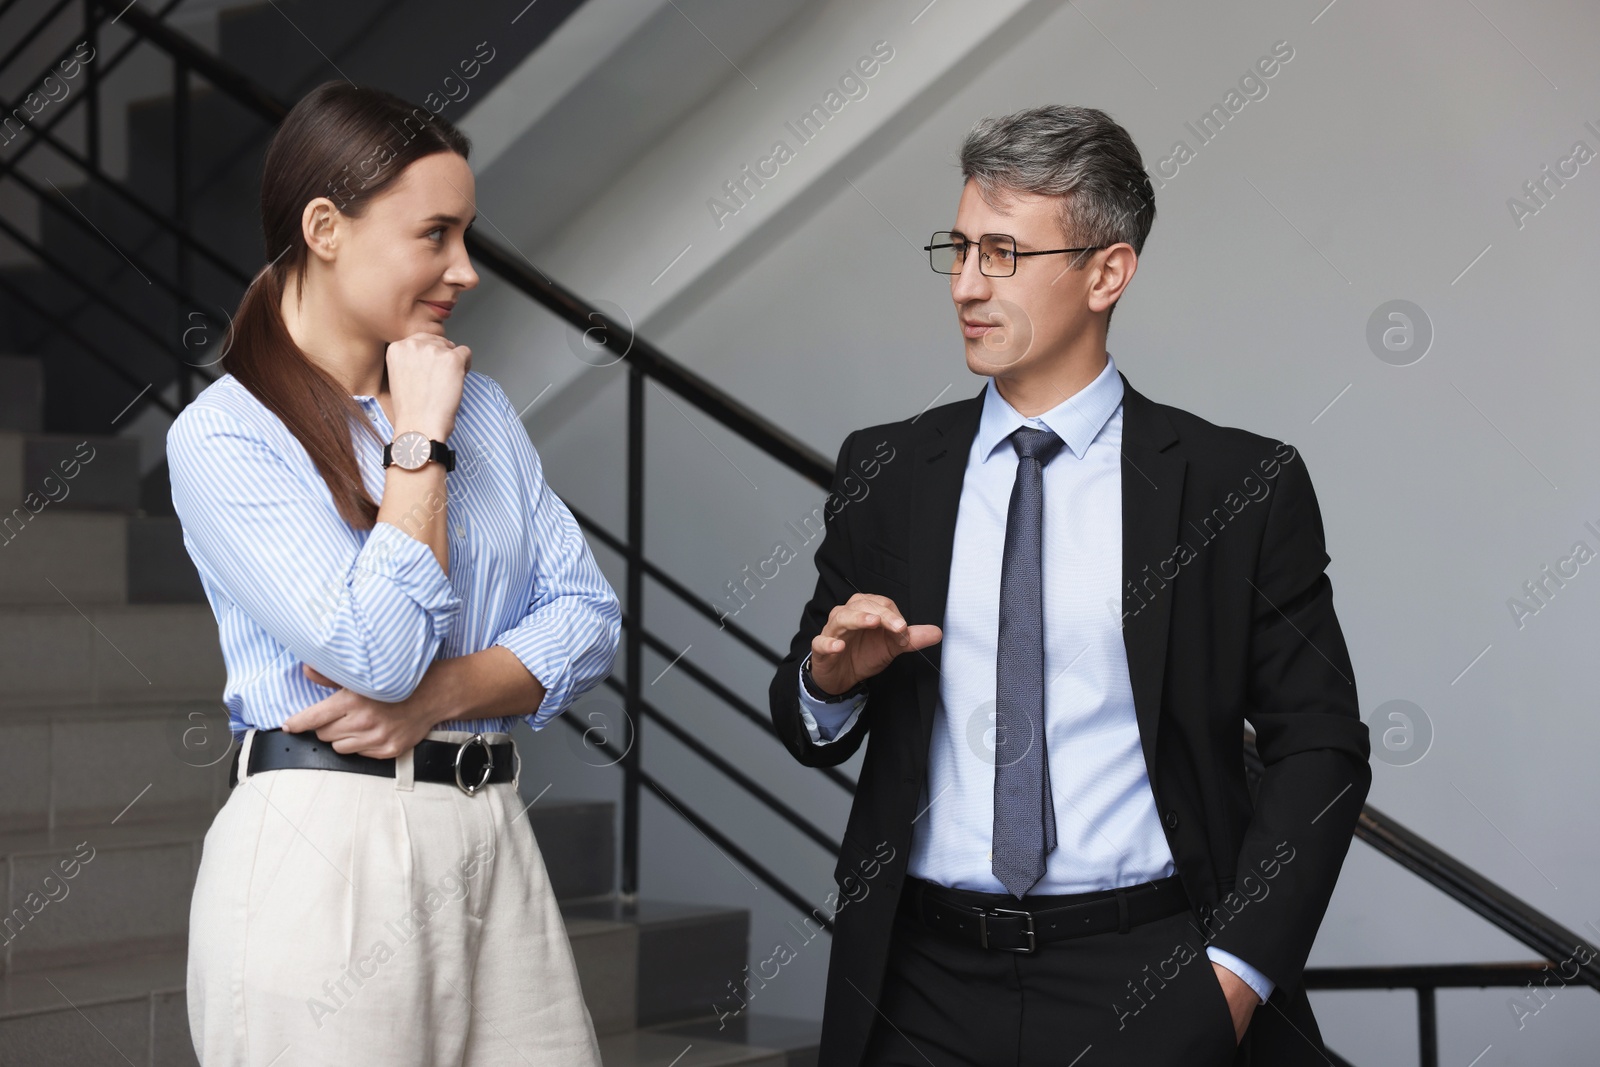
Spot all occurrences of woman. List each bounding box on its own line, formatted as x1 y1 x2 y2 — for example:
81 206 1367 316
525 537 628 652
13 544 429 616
168 81 620 1066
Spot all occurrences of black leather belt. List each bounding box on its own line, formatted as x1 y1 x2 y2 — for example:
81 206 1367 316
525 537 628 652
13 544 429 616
900 873 1192 954
229 727 516 795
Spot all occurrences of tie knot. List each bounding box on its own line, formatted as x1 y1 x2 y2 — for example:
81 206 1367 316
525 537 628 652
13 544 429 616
1009 425 1064 466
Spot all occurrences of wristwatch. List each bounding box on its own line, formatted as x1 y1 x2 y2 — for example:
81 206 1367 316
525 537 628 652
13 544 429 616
383 430 455 472
800 651 867 703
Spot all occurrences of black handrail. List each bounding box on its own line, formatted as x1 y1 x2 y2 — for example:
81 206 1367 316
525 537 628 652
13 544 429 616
559 714 833 933
0 271 184 418
0 0 253 286
598 674 842 857
1303 962 1581 1067
463 234 832 486
1242 734 1600 994
0 207 204 365
90 0 836 488
567 498 795 670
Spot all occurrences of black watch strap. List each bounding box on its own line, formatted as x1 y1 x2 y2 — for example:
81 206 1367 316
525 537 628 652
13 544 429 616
800 652 866 703
382 439 456 472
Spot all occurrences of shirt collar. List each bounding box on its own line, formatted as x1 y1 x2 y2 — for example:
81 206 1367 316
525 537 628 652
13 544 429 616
974 352 1124 464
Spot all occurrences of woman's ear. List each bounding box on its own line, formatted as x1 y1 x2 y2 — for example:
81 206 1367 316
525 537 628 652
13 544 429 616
302 196 342 263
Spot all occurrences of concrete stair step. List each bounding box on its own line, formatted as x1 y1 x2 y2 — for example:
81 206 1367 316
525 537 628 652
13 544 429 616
596 1025 790 1067
565 898 750 1029
128 515 206 604
0 814 208 976
0 512 205 606
0 511 126 605
0 354 43 433
0 700 232 834
0 948 193 1066
0 431 140 514
0 604 224 707
649 1014 821 1067
530 798 615 902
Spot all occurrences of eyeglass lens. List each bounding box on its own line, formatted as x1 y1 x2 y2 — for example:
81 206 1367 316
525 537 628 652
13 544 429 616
928 232 1016 276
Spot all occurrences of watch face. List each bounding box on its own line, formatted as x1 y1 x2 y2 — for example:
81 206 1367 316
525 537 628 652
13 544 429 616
391 431 431 470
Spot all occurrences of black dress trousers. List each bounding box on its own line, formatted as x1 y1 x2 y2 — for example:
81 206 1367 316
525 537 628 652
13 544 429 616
860 886 1248 1067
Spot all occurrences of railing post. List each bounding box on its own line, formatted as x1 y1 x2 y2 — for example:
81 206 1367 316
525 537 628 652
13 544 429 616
620 359 644 902
1417 985 1437 1067
173 57 191 407
83 0 99 171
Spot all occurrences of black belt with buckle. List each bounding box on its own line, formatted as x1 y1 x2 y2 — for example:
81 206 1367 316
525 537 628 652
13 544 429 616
229 727 515 795
900 873 1192 954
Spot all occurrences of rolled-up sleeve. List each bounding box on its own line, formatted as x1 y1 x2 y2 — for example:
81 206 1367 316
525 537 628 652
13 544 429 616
487 385 622 729
167 403 464 703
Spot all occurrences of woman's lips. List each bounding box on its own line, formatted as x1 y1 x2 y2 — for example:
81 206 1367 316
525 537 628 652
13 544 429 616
423 301 454 318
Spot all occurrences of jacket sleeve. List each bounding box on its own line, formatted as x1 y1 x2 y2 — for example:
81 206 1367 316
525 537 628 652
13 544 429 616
485 382 622 729
769 430 874 767
796 663 868 742
1208 444 1372 990
166 403 464 704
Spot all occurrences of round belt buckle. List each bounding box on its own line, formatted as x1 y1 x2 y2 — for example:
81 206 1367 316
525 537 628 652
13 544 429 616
454 733 494 796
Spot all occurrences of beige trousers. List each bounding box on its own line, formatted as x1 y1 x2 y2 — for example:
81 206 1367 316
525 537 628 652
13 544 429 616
187 728 601 1066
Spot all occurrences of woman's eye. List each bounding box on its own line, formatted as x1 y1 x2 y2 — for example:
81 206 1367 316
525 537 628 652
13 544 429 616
426 227 446 241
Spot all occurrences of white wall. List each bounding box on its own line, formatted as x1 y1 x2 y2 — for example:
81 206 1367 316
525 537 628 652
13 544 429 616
467 0 1600 1059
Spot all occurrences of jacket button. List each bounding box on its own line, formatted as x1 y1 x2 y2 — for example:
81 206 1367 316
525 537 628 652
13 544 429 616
1164 809 1179 830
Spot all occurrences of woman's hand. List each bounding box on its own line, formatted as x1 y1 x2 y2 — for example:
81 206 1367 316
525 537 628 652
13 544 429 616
386 331 470 441
282 662 444 758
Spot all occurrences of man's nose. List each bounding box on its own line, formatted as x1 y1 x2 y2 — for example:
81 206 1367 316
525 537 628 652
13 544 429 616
950 253 990 303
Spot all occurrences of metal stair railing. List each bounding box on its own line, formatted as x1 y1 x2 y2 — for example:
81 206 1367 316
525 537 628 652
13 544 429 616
1242 734 1599 1066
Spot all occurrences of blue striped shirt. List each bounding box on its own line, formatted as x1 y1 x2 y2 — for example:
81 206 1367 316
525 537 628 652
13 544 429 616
166 370 621 741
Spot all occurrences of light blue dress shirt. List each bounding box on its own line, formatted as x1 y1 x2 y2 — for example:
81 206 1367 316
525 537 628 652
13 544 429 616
167 370 621 741
796 354 1273 1004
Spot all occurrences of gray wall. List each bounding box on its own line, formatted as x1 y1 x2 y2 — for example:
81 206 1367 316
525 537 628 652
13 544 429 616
497 0 1600 1060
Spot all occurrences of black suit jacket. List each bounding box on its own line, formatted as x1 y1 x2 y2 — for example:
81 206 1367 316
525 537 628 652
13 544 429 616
769 370 1372 1066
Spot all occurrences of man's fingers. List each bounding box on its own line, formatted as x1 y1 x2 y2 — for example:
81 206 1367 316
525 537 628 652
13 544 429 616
830 603 909 637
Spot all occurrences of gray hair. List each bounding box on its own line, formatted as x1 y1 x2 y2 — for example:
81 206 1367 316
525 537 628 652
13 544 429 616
959 105 1155 318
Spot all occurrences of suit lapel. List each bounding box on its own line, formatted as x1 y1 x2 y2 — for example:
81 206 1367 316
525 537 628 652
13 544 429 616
1117 371 1185 783
907 386 985 752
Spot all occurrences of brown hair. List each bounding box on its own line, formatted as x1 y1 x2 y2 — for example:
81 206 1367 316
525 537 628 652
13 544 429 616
222 81 471 528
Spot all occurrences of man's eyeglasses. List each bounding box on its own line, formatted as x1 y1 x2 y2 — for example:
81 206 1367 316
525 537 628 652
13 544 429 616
923 231 1107 277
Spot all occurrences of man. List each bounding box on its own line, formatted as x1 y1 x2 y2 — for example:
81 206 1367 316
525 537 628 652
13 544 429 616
768 105 1370 1066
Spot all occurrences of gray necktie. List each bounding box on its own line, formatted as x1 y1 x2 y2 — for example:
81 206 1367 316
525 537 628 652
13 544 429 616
992 425 1065 898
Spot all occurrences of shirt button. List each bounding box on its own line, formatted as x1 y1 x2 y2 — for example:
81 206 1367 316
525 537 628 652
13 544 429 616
454 524 465 537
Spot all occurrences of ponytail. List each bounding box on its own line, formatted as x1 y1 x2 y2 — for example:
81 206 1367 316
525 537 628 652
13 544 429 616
223 258 380 530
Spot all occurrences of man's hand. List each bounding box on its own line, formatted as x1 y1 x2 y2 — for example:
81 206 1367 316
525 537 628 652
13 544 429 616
282 663 446 758
1211 962 1260 1045
808 592 942 695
